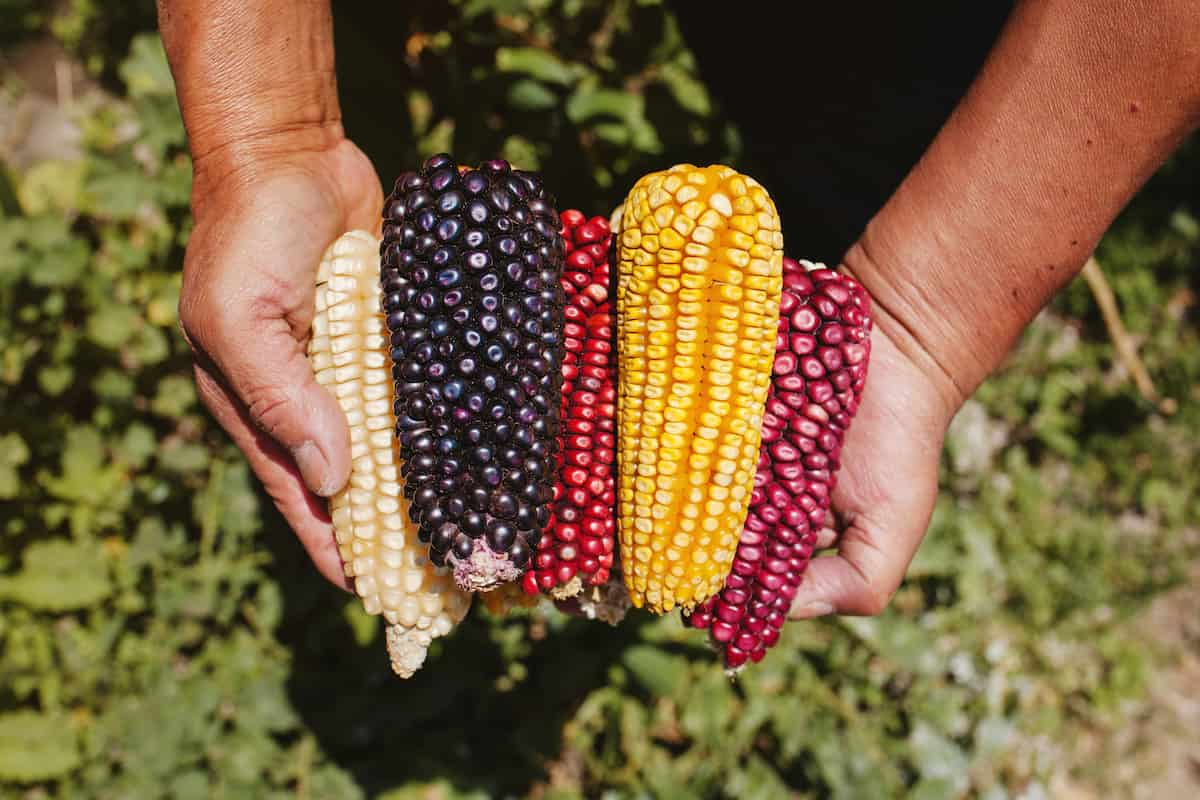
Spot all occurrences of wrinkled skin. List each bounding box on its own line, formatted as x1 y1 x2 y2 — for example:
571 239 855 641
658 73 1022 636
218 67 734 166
178 140 382 588
786 313 953 619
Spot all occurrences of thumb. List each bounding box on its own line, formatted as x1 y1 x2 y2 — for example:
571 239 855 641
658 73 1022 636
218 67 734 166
182 289 351 498
787 482 938 619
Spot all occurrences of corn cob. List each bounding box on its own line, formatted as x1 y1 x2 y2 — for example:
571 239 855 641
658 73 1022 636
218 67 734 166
480 580 540 616
685 259 873 671
309 230 472 677
616 164 784 613
524 210 617 599
380 155 566 591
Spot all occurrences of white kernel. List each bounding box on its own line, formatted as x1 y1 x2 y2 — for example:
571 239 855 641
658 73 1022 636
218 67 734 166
329 319 356 338
350 472 377 491
380 531 406 550
363 383 390 402
399 598 420 627
309 350 333 371
404 569 425 592
330 333 362 355
328 300 359 321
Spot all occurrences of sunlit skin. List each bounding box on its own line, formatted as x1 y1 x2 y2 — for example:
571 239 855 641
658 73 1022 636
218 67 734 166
158 0 1200 616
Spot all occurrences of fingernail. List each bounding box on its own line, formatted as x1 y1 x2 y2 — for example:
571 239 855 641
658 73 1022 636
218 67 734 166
792 601 834 619
292 440 334 496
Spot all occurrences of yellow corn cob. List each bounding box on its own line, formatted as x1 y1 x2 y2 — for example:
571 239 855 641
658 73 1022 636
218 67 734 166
615 164 783 614
309 230 472 677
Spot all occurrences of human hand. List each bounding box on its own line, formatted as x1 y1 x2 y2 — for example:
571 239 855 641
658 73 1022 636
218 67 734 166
788 305 960 619
178 140 383 587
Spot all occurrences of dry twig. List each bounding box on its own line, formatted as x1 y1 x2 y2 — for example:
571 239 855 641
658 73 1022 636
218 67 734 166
1081 256 1177 415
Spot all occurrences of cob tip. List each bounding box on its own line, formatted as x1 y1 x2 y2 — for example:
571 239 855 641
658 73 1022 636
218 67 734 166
449 536 523 592
386 625 432 678
575 577 631 626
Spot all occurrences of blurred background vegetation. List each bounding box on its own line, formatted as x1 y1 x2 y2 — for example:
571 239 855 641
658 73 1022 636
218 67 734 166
1 0 1198 797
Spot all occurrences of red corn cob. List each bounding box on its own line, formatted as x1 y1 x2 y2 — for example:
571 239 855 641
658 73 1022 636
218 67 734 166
524 210 617 598
685 258 872 671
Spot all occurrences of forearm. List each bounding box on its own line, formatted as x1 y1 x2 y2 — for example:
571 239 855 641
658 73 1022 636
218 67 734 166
157 0 343 192
846 0 1200 413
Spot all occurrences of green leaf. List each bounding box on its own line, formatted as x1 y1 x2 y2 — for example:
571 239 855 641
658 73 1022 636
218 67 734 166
87 304 142 350
0 432 30 499
500 135 541 171
908 722 969 795
0 711 81 782
83 170 157 219
151 374 197 417
168 770 210 800
507 79 559 111
566 88 641 124
0 538 112 611
657 63 711 116
38 362 74 396
159 441 210 474
678 670 734 747
496 47 576 85
459 0 529 20
16 160 88 217
125 325 170 366
0 161 20 216
93 368 136 401
343 599 379 647
621 645 687 697
725 754 791 800
1169 209 1199 241
119 33 176 97
118 423 158 469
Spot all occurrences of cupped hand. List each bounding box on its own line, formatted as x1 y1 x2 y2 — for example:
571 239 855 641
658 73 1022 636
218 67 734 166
178 139 383 587
789 297 962 620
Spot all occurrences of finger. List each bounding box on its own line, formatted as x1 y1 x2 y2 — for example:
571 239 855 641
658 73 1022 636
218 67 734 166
194 362 350 590
813 526 839 550
789 489 937 618
181 257 351 499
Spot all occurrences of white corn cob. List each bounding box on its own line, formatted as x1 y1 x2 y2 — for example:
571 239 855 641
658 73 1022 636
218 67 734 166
309 230 472 677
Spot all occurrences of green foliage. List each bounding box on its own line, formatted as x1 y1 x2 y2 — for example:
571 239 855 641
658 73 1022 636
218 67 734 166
2 3 1198 798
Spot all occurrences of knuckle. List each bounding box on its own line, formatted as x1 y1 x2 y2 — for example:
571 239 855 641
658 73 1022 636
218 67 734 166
856 582 899 617
245 384 297 438
177 279 231 357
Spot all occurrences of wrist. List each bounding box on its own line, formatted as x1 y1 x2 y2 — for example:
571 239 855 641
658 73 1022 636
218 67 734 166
158 0 343 197
839 235 980 425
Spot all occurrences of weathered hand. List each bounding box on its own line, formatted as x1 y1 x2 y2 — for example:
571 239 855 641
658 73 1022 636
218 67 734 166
178 140 383 586
789 316 957 619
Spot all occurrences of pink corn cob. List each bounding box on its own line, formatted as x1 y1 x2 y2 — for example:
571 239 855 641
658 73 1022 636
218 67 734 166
685 258 872 670
524 211 617 597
